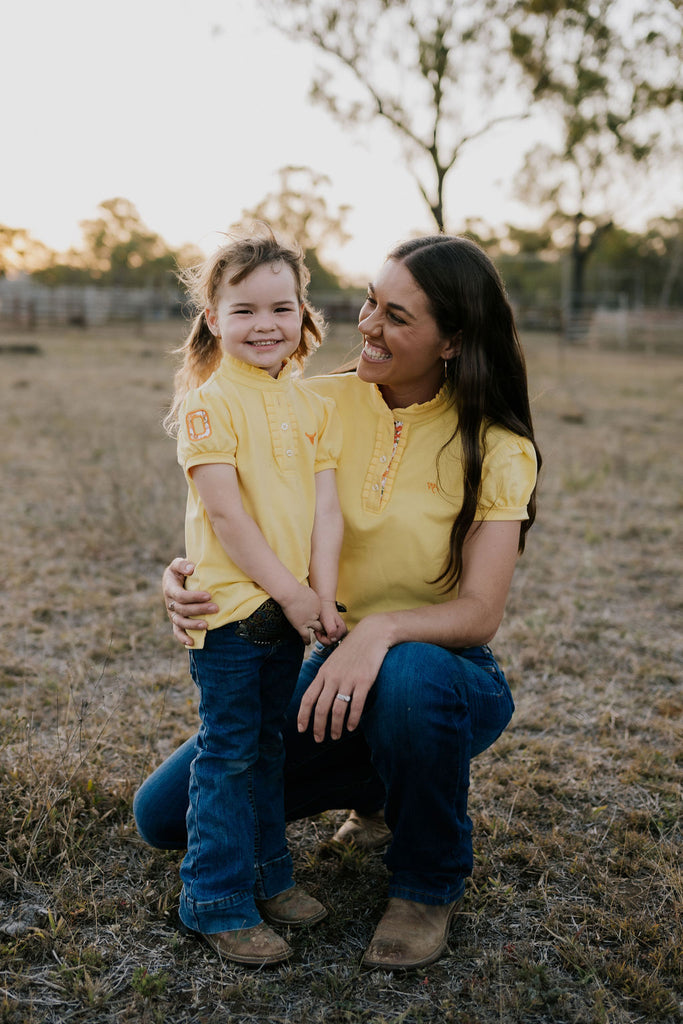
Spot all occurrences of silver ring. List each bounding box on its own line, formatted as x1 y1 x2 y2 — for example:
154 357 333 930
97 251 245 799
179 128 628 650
335 693 351 703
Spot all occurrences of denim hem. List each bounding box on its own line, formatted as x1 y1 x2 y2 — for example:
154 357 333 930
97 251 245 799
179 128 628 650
388 878 466 906
253 852 294 901
179 888 261 934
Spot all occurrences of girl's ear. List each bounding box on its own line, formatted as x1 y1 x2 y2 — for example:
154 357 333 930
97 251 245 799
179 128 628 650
442 330 462 361
204 307 219 337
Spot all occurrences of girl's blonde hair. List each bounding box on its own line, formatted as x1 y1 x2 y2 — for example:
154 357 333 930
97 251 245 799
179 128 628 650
164 226 324 434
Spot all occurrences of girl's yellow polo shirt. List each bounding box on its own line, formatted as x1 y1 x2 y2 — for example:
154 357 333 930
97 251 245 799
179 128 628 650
304 373 537 630
178 355 342 646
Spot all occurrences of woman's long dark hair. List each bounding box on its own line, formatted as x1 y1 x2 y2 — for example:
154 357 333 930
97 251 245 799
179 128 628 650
389 235 541 589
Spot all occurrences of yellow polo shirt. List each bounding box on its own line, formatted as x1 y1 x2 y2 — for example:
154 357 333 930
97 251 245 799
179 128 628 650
305 373 537 630
178 355 342 646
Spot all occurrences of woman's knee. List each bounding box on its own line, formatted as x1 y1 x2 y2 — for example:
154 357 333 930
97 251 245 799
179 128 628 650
366 643 461 741
132 737 195 850
368 643 513 760
133 782 165 848
374 643 459 704
133 781 189 850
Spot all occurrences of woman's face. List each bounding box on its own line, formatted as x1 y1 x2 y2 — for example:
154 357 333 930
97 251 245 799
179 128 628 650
357 259 459 408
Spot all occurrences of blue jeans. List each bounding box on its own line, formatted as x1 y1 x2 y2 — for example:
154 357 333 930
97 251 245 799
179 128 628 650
135 641 514 907
177 622 304 934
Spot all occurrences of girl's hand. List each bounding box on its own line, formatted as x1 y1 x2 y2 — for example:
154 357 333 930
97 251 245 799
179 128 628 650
297 615 392 741
315 601 348 646
279 584 323 643
162 558 218 647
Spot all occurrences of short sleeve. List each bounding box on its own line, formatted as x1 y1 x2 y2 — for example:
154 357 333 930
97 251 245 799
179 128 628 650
476 433 537 521
177 388 238 472
313 396 343 472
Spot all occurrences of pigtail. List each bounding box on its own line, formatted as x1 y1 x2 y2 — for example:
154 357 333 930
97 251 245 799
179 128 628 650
291 303 325 372
163 310 222 436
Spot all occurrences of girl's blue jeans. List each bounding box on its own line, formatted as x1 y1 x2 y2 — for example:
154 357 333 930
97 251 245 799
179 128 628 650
177 622 304 935
135 640 514 908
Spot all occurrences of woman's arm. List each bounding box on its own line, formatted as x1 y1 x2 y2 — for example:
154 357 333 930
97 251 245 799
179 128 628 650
297 519 522 741
309 468 346 644
190 463 322 641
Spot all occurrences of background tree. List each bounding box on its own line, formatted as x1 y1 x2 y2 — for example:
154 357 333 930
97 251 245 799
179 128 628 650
590 213 683 309
76 197 180 287
28 199 202 289
237 165 350 290
260 0 530 232
650 211 683 309
508 0 683 334
0 225 54 277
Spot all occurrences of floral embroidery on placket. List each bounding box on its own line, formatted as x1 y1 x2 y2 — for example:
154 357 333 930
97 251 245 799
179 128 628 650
380 420 404 496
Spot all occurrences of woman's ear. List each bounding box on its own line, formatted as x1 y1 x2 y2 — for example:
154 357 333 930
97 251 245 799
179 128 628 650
204 307 219 337
442 330 462 361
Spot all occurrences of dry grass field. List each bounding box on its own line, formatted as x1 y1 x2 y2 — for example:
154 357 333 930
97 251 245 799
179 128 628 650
0 318 681 1024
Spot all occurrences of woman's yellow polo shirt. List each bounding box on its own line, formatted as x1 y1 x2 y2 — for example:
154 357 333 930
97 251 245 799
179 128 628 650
304 373 537 630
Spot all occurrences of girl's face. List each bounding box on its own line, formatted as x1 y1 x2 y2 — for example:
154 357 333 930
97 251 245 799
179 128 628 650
206 262 303 377
357 259 460 407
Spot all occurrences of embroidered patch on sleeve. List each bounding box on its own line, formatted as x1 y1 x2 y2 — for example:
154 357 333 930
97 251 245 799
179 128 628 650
186 409 212 441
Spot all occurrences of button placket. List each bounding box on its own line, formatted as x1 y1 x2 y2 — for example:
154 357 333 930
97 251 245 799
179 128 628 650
265 392 300 469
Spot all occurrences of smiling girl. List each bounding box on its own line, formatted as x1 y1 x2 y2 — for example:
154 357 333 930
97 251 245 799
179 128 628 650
164 229 345 965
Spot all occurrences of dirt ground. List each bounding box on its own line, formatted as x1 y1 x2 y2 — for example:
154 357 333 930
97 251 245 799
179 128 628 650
0 320 681 1023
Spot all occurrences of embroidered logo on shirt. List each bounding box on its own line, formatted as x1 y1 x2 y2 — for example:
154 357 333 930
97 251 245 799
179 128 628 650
186 409 212 441
305 431 317 445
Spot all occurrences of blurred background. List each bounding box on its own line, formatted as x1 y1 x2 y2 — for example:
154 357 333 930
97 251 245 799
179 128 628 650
1 0 682 346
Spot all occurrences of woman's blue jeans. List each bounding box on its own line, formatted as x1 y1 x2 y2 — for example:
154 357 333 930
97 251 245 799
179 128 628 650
134 641 514 907
178 623 304 935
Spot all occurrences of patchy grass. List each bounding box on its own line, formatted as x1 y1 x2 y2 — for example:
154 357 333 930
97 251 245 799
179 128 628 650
0 321 681 1023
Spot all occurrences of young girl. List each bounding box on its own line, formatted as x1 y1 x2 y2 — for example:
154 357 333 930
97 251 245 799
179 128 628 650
165 230 346 966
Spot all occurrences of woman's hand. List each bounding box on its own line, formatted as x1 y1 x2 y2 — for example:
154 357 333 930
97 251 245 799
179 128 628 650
297 614 392 742
162 558 218 647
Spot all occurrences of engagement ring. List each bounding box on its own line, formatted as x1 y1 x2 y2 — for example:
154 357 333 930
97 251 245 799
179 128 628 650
335 693 352 703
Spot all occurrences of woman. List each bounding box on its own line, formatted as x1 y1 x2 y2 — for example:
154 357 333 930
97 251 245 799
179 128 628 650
134 234 540 970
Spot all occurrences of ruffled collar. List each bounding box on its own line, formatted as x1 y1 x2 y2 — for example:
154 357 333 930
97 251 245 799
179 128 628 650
369 379 454 422
217 353 294 388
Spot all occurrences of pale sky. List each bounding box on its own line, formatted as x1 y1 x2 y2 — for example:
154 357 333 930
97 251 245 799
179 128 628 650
2 0 680 282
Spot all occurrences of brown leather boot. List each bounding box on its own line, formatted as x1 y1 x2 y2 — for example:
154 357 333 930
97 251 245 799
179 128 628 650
362 896 463 970
256 885 327 927
329 810 392 851
203 921 292 965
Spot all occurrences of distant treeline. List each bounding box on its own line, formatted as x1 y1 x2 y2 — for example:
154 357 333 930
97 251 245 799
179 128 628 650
2 199 681 325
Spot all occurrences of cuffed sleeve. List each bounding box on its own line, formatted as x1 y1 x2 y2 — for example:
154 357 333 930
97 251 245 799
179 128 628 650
477 434 537 520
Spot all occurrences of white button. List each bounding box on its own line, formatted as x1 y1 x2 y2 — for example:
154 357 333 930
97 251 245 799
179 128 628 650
286 449 294 457
281 422 289 430
379 455 387 463
372 483 379 491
